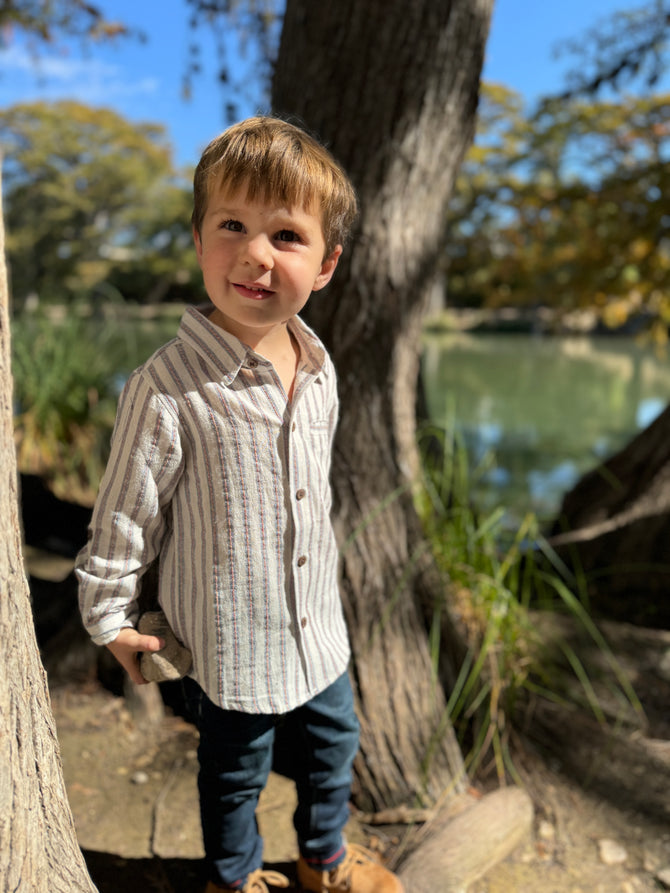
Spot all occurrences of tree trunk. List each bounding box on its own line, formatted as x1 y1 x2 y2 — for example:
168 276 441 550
0 174 96 890
272 0 494 810
549 403 670 627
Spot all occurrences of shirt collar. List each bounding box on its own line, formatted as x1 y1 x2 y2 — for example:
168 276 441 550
177 305 329 387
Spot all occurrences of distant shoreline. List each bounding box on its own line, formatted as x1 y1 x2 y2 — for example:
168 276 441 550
424 306 654 337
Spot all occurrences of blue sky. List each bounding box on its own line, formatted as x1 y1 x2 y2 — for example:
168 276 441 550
0 0 659 169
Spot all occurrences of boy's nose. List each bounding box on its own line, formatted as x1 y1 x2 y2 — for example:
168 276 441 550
243 234 274 269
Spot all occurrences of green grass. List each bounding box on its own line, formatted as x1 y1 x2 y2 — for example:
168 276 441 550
11 299 182 502
417 418 643 784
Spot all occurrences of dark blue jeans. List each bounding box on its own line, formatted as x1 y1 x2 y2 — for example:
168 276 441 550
182 672 360 889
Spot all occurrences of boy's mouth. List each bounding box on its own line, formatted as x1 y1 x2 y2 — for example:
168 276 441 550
233 282 274 300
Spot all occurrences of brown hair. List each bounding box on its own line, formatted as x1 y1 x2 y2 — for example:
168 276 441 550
192 116 357 256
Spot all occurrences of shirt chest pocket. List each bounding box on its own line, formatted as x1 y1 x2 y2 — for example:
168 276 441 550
309 417 330 434
301 418 332 484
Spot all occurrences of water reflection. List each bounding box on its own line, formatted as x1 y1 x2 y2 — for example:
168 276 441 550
422 333 670 527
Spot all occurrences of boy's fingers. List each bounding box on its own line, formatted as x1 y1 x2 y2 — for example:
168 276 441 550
136 634 166 653
105 645 145 683
111 628 165 652
106 630 166 684
126 662 149 686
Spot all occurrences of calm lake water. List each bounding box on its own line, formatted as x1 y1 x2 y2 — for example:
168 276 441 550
422 332 670 529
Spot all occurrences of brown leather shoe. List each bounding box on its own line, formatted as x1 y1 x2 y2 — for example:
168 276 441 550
297 844 404 892
204 868 290 892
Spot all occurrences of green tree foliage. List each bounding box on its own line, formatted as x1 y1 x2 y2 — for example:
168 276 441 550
446 85 670 337
0 100 199 305
443 84 531 309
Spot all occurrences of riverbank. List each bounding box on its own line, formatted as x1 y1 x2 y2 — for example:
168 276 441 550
424 305 658 337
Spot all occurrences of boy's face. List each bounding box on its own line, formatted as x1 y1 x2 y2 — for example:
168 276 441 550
194 181 342 345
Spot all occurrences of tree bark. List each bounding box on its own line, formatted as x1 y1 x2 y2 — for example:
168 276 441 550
0 173 96 889
549 404 670 627
272 0 494 810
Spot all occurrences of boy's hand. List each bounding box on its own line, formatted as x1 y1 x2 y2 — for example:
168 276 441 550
106 627 166 685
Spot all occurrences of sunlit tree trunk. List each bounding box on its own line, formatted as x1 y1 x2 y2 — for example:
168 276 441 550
273 0 494 810
0 172 96 891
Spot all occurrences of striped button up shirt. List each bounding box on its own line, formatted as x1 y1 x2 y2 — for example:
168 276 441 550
76 306 350 714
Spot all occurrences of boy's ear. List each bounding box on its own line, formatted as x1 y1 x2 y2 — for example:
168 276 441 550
193 227 203 266
313 245 343 292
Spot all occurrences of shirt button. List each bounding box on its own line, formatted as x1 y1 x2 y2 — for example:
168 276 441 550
248 358 258 368
297 555 307 567
292 422 297 431
301 617 308 629
296 489 306 500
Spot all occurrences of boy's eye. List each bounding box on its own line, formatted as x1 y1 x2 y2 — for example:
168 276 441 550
275 229 301 243
221 219 244 232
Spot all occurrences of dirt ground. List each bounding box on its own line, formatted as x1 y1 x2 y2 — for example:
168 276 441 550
52 680 368 893
51 620 670 893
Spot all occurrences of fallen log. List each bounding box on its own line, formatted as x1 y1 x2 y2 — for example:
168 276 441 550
398 786 533 892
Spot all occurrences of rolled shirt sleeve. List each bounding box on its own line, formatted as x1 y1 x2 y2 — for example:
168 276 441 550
76 371 184 644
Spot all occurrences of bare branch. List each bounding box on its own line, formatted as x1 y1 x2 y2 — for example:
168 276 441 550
554 1 670 99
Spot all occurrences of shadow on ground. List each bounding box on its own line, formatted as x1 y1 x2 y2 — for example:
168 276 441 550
83 851 297 893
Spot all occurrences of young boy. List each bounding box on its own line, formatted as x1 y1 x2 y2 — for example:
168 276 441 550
76 117 404 893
